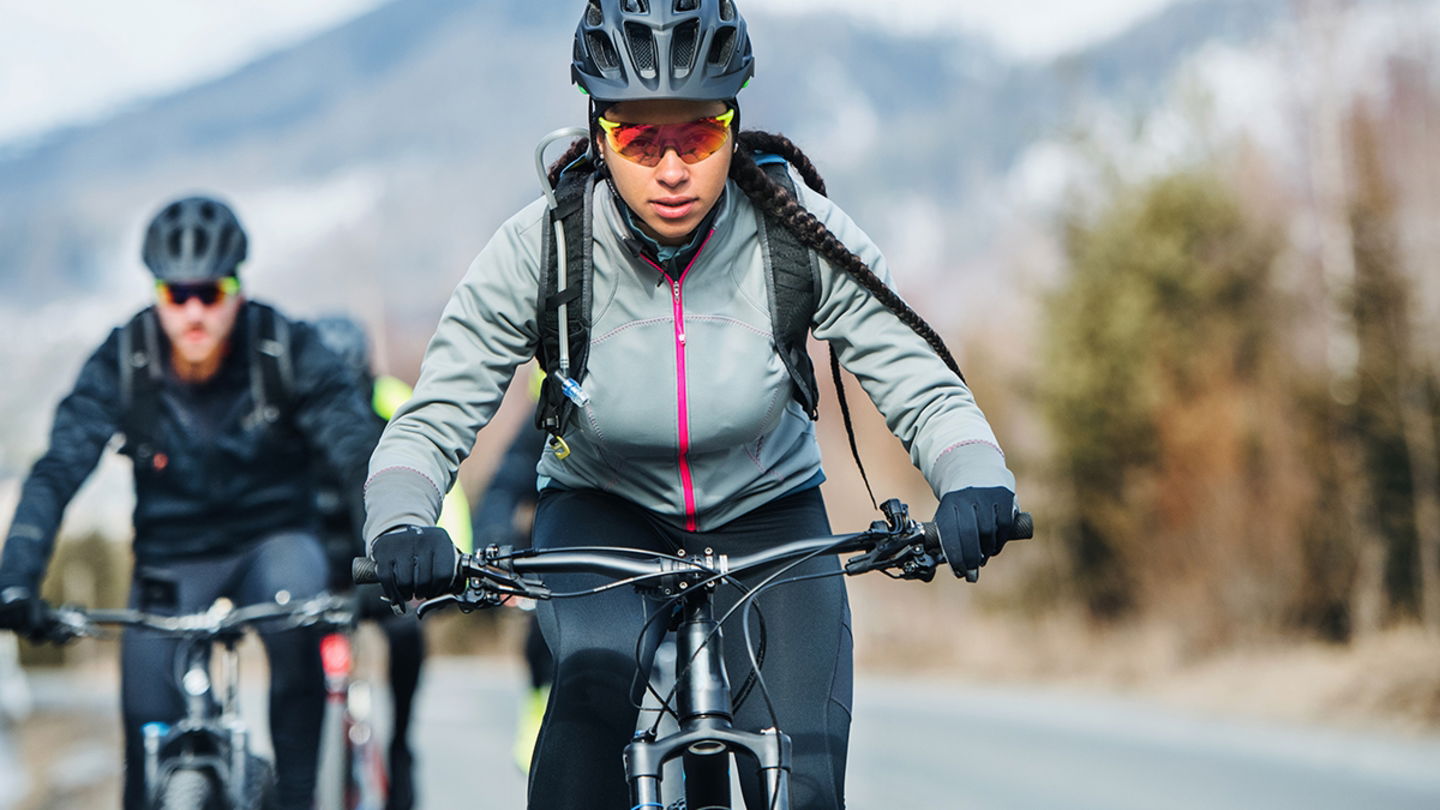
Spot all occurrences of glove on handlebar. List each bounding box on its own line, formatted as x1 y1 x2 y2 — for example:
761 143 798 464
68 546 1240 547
934 487 1017 576
0 585 47 640
371 525 461 604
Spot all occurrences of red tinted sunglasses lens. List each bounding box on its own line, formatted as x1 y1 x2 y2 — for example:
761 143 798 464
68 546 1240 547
604 117 731 166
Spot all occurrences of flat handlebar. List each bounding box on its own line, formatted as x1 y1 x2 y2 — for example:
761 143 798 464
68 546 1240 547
42 593 353 640
352 508 1034 590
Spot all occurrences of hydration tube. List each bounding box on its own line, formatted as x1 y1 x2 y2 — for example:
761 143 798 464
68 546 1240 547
534 127 592 458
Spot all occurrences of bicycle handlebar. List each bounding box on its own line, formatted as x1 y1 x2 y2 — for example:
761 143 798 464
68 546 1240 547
41 593 354 642
353 503 1033 596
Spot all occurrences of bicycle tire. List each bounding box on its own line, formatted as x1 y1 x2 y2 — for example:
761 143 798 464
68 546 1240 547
241 753 276 810
682 747 731 810
315 699 350 810
154 767 217 810
349 724 389 809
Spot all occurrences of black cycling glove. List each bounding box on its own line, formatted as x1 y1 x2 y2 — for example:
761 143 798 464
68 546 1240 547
0 584 47 640
934 487 1017 577
371 525 461 604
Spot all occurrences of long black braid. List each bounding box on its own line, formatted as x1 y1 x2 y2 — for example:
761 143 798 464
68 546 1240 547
729 130 964 381
544 130 966 507
728 131 965 505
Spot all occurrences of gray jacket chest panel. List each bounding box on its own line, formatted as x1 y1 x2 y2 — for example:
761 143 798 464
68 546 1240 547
579 197 792 461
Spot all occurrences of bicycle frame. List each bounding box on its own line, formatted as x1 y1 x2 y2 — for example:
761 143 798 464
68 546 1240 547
48 595 351 810
317 615 388 810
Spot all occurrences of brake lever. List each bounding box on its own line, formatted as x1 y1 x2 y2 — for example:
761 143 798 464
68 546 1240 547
844 499 938 580
413 579 524 620
39 606 96 644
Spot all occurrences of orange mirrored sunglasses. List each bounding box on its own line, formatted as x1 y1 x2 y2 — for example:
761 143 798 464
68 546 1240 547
597 109 735 167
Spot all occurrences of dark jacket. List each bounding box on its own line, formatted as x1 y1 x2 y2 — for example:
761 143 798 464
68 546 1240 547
0 300 380 590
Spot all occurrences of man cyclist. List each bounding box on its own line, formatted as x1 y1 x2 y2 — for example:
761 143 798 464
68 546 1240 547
0 195 380 810
310 314 473 810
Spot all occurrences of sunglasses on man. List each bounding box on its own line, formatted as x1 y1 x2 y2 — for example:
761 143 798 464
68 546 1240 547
597 109 735 167
155 276 240 307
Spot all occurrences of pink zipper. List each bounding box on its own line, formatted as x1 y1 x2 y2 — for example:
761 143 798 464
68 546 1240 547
640 230 714 531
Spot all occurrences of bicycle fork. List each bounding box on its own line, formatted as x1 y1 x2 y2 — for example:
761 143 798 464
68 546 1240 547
623 598 792 809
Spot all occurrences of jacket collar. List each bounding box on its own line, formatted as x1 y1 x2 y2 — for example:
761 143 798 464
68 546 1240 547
601 177 734 280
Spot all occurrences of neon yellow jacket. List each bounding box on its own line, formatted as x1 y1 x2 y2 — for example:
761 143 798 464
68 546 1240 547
372 375 473 553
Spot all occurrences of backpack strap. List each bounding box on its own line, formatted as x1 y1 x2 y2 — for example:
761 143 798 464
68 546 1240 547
756 153 878 506
534 167 596 442
244 302 295 430
118 308 165 466
755 155 822 420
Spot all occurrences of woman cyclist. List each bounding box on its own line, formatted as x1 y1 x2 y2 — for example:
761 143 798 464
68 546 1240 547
362 2 1019 808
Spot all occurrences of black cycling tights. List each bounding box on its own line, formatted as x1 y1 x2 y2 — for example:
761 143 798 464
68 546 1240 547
120 532 328 810
528 488 853 810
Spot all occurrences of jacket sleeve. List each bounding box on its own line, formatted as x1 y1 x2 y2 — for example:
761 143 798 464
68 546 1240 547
288 322 385 547
363 199 548 547
0 331 123 590
797 180 1015 497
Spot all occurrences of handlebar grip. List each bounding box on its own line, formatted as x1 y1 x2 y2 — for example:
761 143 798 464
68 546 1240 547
1011 511 1034 540
352 557 379 585
920 511 1035 549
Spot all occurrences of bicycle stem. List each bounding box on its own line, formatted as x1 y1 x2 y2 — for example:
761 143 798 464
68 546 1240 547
674 597 732 729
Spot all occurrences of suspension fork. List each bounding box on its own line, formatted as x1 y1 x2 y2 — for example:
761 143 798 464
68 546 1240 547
624 591 793 809
220 639 248 807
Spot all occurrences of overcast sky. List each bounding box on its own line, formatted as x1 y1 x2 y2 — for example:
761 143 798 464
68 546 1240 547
0 0 1175 147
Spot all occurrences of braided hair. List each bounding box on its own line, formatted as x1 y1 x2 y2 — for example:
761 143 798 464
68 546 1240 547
545 130 966 504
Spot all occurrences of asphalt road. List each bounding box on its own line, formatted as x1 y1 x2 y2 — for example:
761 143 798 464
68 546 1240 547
15 656 1440 809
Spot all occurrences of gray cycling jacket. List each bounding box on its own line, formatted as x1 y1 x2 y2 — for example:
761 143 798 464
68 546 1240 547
363 170 1014 545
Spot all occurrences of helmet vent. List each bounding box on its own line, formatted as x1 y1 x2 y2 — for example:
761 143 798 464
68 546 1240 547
164 203 182 221
672 21 698 73
719 0 735 22
190 228 210 257
219 225 238 258
622 0 649 13
587 31 620 70
674 0 699 11
626 23 657 75
167 230 184 259
198 201 216 221
586 1 603 26
708 26 736 66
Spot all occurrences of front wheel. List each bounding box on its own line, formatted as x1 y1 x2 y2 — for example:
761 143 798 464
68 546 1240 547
153 767 216 810
240 754 275 810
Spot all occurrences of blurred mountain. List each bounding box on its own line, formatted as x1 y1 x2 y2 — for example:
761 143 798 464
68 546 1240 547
0 0 1296 307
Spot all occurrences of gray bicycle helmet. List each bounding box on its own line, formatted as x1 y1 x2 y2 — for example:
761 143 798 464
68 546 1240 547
572 0 754 103
311 315 372 382
141 196 248 282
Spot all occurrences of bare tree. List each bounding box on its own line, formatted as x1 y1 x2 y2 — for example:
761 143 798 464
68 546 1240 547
1295 0 1386 636
1385 23 1440 634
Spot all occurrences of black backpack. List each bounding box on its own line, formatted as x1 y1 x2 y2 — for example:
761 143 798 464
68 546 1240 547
534 154 820 442
117 302 295 470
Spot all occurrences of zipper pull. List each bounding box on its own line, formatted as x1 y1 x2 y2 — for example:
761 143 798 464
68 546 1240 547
556 374 591 408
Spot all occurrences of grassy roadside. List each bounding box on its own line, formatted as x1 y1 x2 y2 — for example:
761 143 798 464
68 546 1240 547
853 594 1440 735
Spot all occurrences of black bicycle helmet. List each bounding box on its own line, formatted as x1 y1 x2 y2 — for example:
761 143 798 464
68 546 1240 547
572 0 755 103
312 315 372 382
141 196 248 282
